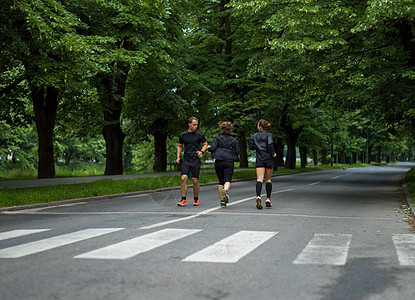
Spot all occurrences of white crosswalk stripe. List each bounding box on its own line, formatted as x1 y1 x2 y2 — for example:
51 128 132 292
75 228 202 260
392 234 415 266
183 230 278 263
0 229 50 241
293 234 352 265
0 228 123 258
1 228 414 266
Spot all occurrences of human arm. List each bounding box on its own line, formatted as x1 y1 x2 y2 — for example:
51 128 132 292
248 135 256 150
176 143 183 164
197 141 208 158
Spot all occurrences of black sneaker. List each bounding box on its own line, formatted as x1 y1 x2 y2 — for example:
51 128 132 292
265 199 272 208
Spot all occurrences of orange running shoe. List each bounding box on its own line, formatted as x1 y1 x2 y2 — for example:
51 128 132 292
177 199 187 206
193 199 199 206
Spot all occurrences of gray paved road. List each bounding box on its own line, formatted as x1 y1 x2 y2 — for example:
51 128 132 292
0 163 414 300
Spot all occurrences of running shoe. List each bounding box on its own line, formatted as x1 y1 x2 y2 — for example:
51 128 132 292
256 196 263 209
177 199 187 206
221 201 226 208
221 189 230 203
193 199 199 206
265 199 272 208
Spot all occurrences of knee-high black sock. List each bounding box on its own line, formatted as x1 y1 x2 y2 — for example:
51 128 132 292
256 181 262 197
266 182 272 199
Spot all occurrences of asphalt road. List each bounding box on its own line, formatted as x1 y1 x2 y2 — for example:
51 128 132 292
0 163 414 300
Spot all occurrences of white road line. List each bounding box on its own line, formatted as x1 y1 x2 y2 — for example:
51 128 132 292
331 176 340 179
309 182 321 186
293 234 352 265
140 189 294 230
392 234 415 266
117 194 148 199
75 228 201 260
1 202 89 214
183 230 277 263
0 229 50 241
0 228 123 258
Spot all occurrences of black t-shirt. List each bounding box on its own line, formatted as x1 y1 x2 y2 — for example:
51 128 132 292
179 130 207 160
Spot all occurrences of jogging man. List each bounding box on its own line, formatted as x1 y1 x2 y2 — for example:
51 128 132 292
176 117 208 206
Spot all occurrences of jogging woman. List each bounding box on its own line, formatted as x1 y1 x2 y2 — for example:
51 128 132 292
208 121 240 207
248 119 276 209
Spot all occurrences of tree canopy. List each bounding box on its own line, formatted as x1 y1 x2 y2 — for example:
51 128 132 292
1 0 414 176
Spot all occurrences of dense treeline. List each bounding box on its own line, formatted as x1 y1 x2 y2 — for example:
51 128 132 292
1 0 414 178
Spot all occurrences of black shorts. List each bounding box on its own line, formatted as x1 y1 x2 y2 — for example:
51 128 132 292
215 160 234 185
256 159 274 169
181 158 201 178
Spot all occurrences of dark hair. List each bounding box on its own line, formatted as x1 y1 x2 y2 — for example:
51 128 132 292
258 119 271 131
188 116 198 124
219 121 233 134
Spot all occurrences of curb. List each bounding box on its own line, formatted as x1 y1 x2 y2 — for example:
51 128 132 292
0 170 331 214
403 175 415 214
0 169 322 212
0 175 260 212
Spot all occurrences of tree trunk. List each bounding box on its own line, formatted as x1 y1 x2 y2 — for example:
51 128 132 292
321 148 328 165
340 147 346 164
313 149 318 166
97 69 128 175
375 146 381 163
299 146 307 168
275 137 285 167
284 124 303 169
65 149 74 165
153 120 167 172
32 85 58 179
219 0 232 55
238 132 248 168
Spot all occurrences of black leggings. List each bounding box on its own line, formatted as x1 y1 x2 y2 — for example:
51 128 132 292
214 160 234 185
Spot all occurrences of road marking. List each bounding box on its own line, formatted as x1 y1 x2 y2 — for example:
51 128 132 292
183 230 277 263
331 176 340 179
1 202 88 214
309 181 321 186
117 194 148 199
0 229 50 241
0 228 123 258
293 234 352 265
75 228 201 260
140 189 294 230
392 234 415 266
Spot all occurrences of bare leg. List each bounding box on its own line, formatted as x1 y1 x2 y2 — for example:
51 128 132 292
181 175 188 197
224 182 231 192
265 168 273 182
218 185 224 200
256 167 265 182
192 178 199 198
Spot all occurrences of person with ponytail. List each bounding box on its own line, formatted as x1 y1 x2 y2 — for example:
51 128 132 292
208 121 240 207
248 119 277 209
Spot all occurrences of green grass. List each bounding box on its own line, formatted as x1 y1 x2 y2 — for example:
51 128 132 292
0 163 388 208
405 168 415 203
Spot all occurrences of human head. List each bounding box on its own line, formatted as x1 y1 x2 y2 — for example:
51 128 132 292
257 119 271 131
219 121 233 134
188 116 199 132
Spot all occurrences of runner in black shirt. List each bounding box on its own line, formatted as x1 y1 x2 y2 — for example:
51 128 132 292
176 117 208 207
248 119 276 209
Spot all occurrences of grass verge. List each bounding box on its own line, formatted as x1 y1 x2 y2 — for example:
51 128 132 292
405 167 415 203
0 163 378 208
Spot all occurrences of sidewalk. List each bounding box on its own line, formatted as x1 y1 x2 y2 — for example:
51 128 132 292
0 169 252 189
